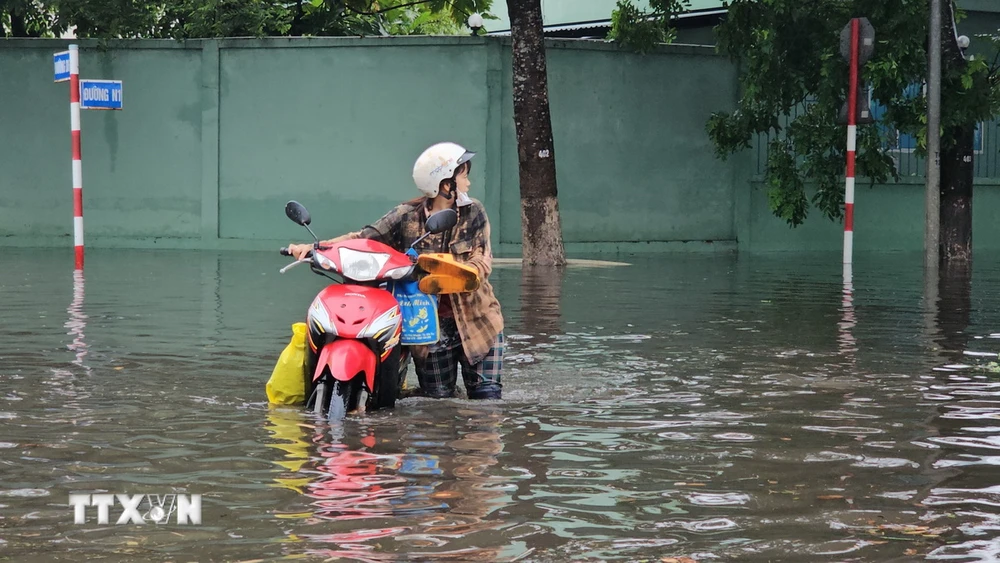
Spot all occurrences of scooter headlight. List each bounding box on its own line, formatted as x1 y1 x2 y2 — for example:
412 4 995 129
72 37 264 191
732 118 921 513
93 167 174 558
338 248 390 281
383 265 415 280
314 252 336 271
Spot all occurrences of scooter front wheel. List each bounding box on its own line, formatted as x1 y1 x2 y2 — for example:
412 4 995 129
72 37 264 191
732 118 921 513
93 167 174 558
311 381 328 416
328 379 358 422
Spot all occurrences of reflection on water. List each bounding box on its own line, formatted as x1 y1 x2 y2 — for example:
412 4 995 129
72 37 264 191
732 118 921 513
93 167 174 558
519 265 565 336
936 261 974 360
918 260 1000 561
64 270 90 371
839 263 857 365
1 249 1000 561
264 405 512 561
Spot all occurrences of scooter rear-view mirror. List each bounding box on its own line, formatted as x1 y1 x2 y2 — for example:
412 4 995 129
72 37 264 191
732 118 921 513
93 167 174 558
285 200 321 244
425 208 458 234
285 201 312 226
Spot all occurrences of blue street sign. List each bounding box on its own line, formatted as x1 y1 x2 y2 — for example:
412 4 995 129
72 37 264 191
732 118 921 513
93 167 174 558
79 80 123 110
54 51 70 82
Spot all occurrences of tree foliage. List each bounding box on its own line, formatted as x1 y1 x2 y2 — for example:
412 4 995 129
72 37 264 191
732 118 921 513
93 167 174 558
607 0 691 53
710 0 1000 226
1 0 64 36
1 0 493 39
611 0 1000 227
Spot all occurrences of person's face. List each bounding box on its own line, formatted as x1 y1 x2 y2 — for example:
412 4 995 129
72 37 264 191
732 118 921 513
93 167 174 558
453 165 471 194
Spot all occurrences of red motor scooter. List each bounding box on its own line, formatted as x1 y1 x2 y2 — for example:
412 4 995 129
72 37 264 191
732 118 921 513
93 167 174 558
279 200 474 421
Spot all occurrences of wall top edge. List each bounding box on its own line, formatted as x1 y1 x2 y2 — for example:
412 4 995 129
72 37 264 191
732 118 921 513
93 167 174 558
0 36 722 56
749 175 1000 186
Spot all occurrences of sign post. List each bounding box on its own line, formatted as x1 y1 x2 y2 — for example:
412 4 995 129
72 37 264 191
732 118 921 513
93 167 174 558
837 18 873 366
53 45 123 270
62 45 85 270
839 17 875 267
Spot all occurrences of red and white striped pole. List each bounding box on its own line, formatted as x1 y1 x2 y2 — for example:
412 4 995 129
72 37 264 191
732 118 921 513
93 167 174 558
69 44 84 270
843 19 859 266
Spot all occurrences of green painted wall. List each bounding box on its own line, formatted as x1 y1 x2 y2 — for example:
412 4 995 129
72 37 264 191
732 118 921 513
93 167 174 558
2 34 999 257
497 42 738 251
214 40 491 243
0 42 205 241
0 37 737 255
740 179 1000 253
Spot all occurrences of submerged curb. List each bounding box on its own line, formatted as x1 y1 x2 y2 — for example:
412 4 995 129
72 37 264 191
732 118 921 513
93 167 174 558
493 258 631 268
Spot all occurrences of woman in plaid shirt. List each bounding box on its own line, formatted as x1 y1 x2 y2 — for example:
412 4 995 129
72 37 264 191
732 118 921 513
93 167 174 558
288 142 505 400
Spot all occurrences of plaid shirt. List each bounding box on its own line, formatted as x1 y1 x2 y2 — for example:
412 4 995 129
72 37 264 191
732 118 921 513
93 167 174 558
343 197 504 365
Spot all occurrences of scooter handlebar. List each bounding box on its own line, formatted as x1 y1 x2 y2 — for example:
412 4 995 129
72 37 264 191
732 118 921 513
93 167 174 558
279 247 314 274
280 247 315 258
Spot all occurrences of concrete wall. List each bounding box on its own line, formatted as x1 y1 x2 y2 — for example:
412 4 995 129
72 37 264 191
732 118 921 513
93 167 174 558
0 37 737 255
497 41 738 252
0 38 498 251
1 35 999 256
739 179 1000 253
213 40 492 244
0 42 206 241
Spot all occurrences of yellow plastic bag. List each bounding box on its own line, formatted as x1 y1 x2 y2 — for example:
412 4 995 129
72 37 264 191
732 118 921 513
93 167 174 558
266 322 307 405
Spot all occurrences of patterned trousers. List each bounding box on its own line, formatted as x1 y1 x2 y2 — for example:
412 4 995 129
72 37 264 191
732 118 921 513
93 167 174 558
413 317 503 399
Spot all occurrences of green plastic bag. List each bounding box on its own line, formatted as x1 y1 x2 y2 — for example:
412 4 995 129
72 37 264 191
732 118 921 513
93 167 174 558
266 322 307 405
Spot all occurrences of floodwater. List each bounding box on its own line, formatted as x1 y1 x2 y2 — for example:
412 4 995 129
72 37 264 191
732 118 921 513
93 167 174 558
2 248 1000 562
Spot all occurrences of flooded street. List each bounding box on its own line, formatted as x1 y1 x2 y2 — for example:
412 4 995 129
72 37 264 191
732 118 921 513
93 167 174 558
2 248 1000 562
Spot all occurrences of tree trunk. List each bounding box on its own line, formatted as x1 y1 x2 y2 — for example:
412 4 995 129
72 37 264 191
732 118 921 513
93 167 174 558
8 8 29 37
290 0 305 36
938 0 974 264
507 0 566 266
939 124 974 262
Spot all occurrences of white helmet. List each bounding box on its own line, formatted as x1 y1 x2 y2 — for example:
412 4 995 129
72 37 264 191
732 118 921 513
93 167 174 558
412 142 476 198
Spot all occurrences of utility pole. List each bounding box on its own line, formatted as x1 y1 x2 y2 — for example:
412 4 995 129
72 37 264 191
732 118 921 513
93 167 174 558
926 0 942 267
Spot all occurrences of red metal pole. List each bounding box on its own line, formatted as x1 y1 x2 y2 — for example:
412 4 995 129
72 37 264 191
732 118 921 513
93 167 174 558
844 18 859 265
70 44 84 270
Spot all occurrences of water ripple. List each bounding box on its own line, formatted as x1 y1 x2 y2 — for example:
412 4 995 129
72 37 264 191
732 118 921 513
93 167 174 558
4 250 1000 561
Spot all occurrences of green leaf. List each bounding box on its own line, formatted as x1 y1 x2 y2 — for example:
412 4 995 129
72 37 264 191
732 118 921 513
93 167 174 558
693 0 1000 227
608 0 690 53
8 0 496 39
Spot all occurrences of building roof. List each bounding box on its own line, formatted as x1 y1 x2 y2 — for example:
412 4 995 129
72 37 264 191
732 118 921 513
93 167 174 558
961 0 1000 13
483 0 727 34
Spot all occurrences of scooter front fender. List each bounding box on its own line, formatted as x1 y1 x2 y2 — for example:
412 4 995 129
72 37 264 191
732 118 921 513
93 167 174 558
313 339 377 392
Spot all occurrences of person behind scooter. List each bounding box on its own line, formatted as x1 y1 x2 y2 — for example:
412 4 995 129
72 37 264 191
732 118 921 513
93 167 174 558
287 142 504 400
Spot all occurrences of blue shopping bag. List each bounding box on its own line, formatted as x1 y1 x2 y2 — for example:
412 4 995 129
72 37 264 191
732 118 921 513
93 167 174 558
389 279 440 346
